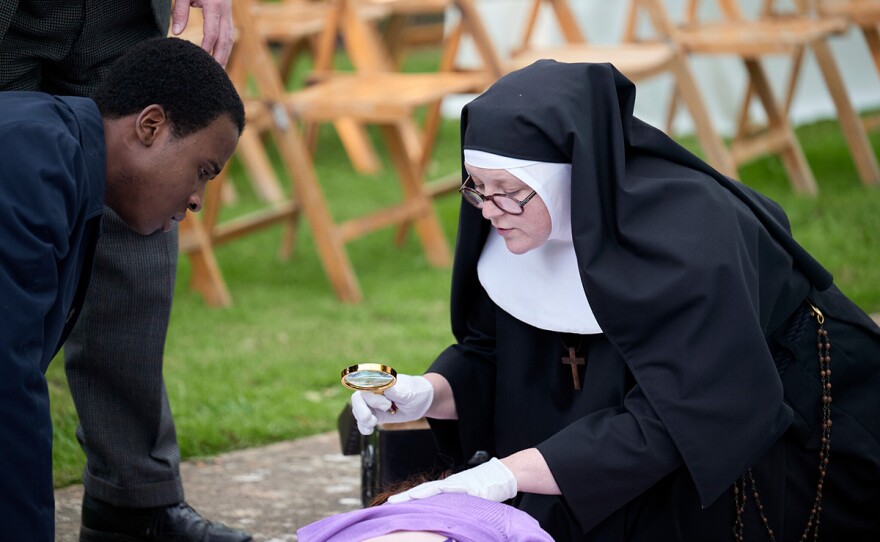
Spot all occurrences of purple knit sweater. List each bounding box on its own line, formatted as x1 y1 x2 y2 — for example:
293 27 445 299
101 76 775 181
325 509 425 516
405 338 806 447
296 493 554 542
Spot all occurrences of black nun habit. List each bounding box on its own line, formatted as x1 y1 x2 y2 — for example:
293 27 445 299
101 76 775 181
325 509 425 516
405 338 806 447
427 60 880 541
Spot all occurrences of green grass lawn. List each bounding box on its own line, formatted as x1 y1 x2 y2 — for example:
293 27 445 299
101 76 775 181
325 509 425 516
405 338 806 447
47 107 880 489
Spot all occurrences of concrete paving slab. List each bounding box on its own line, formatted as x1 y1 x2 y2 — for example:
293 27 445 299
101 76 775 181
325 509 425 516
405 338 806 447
55 432 361 542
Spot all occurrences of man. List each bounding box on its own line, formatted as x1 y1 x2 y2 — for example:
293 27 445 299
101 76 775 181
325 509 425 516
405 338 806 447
0 37 245 542
0 2 252 540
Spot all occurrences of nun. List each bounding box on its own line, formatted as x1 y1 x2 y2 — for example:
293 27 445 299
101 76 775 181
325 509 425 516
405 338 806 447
350 60 880 541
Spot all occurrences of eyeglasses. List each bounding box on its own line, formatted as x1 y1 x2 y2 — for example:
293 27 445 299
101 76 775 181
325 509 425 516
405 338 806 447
459 176 537 215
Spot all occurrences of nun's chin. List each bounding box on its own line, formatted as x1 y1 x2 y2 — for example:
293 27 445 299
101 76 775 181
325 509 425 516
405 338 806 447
503 237 544 255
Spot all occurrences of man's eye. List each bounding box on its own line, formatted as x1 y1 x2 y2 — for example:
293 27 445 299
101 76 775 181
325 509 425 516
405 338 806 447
199 167 209 178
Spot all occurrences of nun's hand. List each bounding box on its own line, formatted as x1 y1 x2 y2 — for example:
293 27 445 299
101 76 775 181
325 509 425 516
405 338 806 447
386 458 517 504
350 374 434 435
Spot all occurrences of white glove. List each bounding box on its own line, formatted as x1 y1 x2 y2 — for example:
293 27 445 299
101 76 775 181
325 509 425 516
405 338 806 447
386 458 517 504
350 374 434 435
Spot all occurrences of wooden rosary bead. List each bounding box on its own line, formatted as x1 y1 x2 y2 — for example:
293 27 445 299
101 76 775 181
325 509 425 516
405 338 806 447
732 303 830 541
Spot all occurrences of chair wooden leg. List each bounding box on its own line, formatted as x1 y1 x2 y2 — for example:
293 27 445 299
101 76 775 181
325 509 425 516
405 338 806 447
279 209 300 261
380 122 451 267
669 56 737 177
862 27 880 133
278 39 308 82
237 128 286 203
781 45 806 115
811 39 880 186
863 26 880 77
735 81 755 141
179 218 233 307
203 167 227 233
278 172 301 261
333 118 383 174
665 83 680 136
393 100 444 247
744 58 818 195
735 46 803 141
274 123 362 303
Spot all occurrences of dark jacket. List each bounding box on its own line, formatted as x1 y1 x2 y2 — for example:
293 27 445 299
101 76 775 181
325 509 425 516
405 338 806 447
0 92 105 372
0 1 170 40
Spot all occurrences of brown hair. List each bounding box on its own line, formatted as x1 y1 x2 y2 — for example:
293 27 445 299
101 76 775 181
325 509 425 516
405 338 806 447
368 471 452 506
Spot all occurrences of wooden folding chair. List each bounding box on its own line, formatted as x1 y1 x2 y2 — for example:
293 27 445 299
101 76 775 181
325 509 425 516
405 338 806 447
172 10 278 306
342 0 505 76
176 38 303 306
174 3 334 306
817 2 880 127
765 0 880 140
246 0 391 176
177 0 458 305
309 0 502 197
502 0 737 178
670 0 880 194
258 0 333 81
370 0 453 66
215 0 495 303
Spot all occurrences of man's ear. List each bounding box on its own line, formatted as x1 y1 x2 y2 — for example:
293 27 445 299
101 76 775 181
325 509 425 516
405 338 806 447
135 104 168 146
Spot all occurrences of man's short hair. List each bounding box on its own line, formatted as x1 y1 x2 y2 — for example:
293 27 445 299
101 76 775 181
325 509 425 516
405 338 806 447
92 37 245 138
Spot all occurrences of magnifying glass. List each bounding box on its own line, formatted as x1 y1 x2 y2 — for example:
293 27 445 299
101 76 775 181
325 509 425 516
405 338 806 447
341 363 398 413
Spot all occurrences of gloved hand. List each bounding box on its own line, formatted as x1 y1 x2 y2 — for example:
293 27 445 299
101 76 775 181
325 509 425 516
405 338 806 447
350 374 434 435
386 458 517 504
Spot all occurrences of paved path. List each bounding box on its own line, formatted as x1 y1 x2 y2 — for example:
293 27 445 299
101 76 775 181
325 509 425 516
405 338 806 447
55 432 361 542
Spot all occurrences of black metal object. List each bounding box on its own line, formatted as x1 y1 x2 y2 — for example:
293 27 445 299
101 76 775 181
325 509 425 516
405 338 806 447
337 402 446 507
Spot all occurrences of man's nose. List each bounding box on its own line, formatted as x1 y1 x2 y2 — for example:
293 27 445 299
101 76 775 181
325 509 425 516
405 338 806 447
187 193 203 213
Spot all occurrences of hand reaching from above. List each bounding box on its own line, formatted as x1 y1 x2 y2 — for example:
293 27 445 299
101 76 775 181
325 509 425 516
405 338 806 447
171 0 234 67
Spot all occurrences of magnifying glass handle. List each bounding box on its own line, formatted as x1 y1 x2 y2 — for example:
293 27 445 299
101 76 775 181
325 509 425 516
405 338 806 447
371 391 397 414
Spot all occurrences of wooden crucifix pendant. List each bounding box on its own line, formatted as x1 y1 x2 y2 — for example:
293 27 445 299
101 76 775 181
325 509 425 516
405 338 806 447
561 347 584 390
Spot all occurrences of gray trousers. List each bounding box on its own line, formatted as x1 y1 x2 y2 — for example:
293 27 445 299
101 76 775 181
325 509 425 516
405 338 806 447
66 211 184 507
0 0 184 507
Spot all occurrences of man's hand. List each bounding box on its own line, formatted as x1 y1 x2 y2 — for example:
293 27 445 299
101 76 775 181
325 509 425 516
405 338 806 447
171 0 234 67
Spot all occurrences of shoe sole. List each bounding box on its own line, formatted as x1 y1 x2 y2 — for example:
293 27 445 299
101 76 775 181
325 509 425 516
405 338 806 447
79 525 149 542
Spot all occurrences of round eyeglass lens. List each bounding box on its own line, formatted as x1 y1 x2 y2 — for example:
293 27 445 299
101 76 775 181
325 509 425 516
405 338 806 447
494 197 521 214
462 189 483 208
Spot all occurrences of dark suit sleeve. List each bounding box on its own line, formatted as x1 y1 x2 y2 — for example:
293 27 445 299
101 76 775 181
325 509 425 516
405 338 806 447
0 119 79 536
0 122 78 369
0 0 16 41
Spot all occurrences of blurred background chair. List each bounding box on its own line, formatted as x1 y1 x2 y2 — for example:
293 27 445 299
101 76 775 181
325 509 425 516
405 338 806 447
762 0 880 146
179 0 494 305
310 0 503 197
669 0 880 193
462 0 738 177
174 6 306 306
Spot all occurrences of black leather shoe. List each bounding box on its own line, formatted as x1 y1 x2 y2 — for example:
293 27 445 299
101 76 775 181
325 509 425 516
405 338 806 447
79 494 252 542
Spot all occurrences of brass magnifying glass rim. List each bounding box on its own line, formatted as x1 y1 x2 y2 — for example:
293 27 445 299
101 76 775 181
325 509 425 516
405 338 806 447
340 363 398 391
